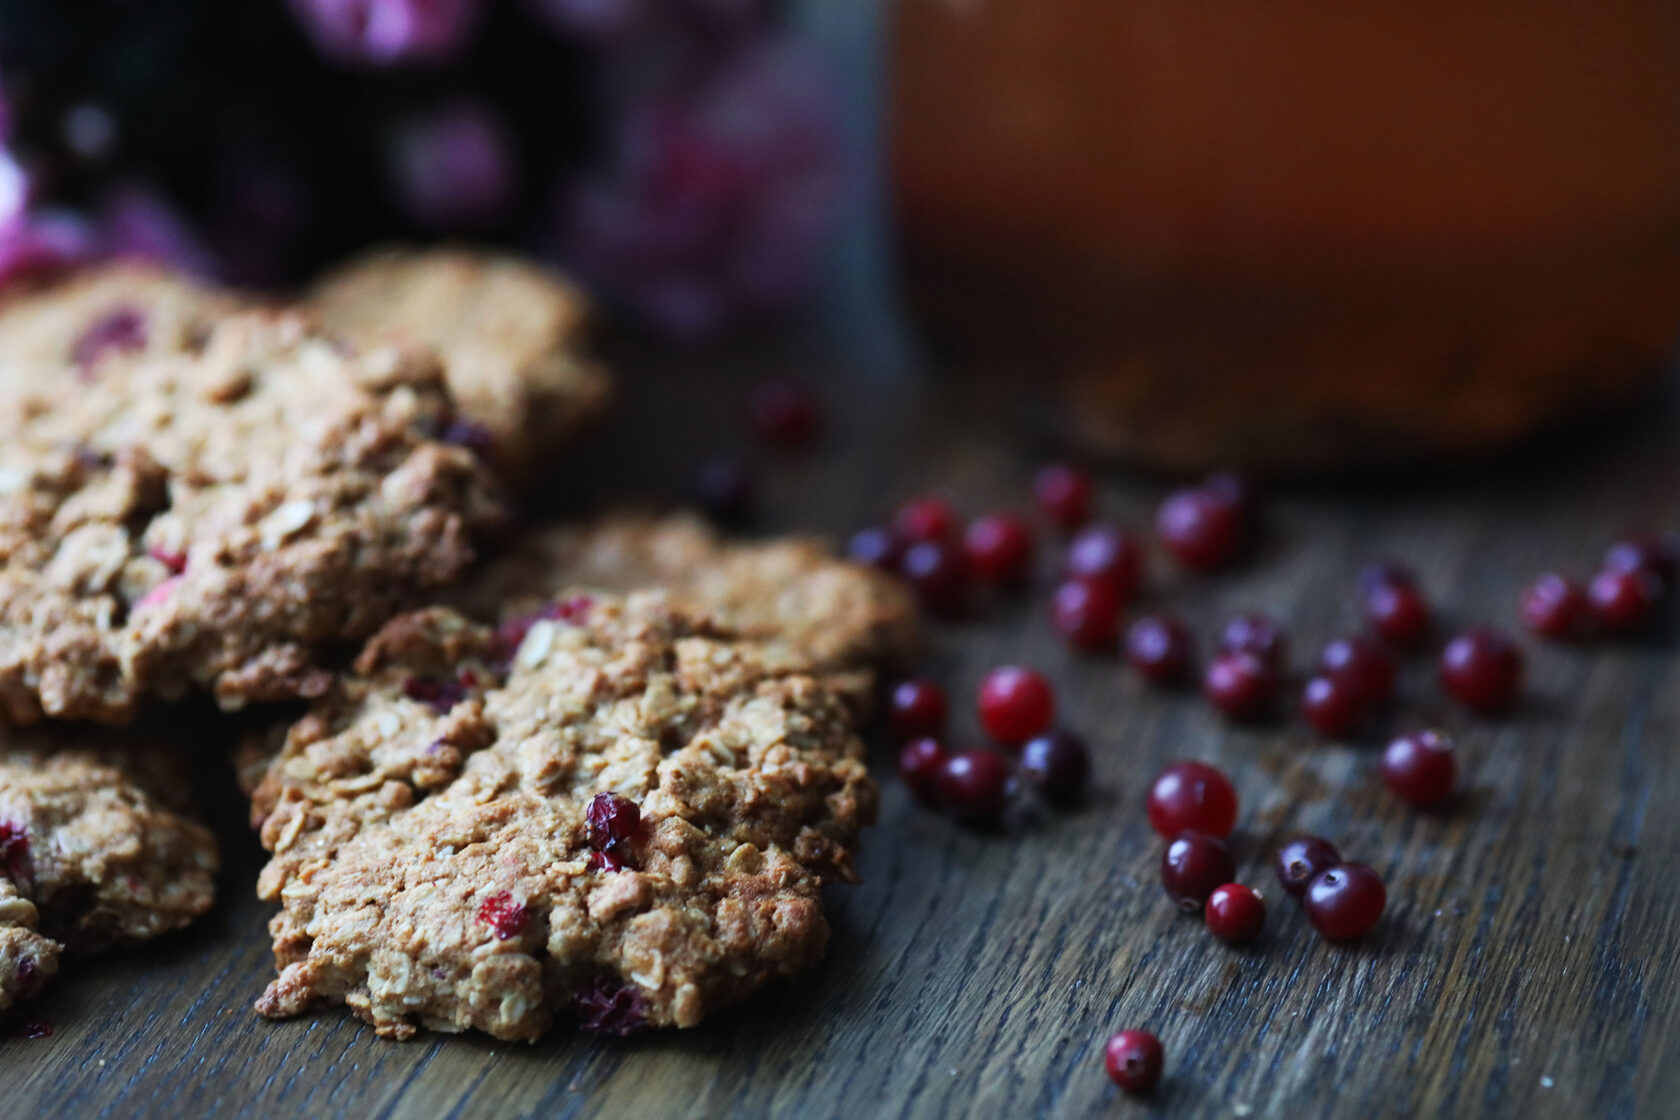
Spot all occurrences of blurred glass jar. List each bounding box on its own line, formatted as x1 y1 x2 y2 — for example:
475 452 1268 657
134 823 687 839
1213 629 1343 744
890 2 1680 472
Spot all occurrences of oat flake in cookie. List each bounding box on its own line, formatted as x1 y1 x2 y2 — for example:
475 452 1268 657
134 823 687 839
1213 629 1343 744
0 309 506 723
308 247 610 483
252 594 875 1040
446 513 918 710
0 738 218 1011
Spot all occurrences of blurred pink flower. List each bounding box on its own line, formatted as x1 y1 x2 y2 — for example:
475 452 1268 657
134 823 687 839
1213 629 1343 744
389 100 515 229
287 0 483 65
99 184 217 277
0 209 97 288
560 37 842 336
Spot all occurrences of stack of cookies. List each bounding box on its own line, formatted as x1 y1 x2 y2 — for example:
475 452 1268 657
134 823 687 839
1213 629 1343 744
0 249 916 1040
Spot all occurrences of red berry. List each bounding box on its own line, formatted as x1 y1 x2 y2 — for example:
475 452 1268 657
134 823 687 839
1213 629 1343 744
1588 566 1662 634
895 496 957 543
0 819 31 883
1382 730 1457 808
977 666 1056 745
1050 578 1122 652
1318 635 1397 703
1275 836 1341 898
476 890 530 940
1161 831 1237 910
1125 614 1193 685
1365 576 1432 648
898 738 949 806
1202 472 1255 522
1203 650 1277 722
1157 486 1241 571
1439 627 1523 714
1146 761 1238 839
1304 863 1387 940
1204 883 1266 944
1033 461 1093 529
574 976 650 1036
888 679 948 740
964 512 1034 587
1063 524 1143 596
1520 573 1589 639
1603 531 1675 582
585 792 640 853
901 540 970 617
746 378 821 446
1104 1029 1164 1093
846 525 905 573
937 749 1014 826
1301 674 1366 737
147 546 187 575
1220 613 1287 668
1018 730 1089 806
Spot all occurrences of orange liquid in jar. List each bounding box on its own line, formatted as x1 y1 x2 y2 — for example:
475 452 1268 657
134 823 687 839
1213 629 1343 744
892 1 1680 471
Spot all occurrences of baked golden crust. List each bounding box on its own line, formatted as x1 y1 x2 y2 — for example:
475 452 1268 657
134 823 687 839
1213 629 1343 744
447 513 918 707
307 246 610 482
0 737 218 1011
0 308 506 723
252 595 874 1041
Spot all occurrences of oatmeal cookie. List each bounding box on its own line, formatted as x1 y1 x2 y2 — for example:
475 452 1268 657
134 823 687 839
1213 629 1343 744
0 308 506 723
252 595 874 1040
0 263 243 407
0 737 218 1010
308 247 609 482
446 513 917 707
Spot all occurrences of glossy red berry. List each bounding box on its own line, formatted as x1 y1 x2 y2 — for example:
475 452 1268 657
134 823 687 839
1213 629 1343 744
901 540 970 617
1318 635 1397 704
846 525 904 573
1520 573 1588 639
895 496 957 544
1063 524 1143 596
1204 883 1266 944
898 738 949 806
1104 1029 1164 1093
937 749 1014 825
1018 730 1090 806
888 679 948 740
1033 461 1093 529
1300 675 1366 737
1439 627 1523 714
1364 573 1432 648
977 666 1056 746
1304 863 1387 940
1157 486 1242 571
1050 578 1121 652
1220 613 1287 668
1603 531 1675 582
746 378 821 447
1275 836 1341 898
1161 831 1237 910
1203 650 1278 722
585 793 640 853
476 891 530 940
1126 614 1193 685
1588 566 1662 634
1203 472 1255 522
1382 730 1457 808
1146 761 1238 839
964 513 1034 587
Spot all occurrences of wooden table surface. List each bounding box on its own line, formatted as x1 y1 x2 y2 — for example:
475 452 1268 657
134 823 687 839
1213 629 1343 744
5 340 1679 1119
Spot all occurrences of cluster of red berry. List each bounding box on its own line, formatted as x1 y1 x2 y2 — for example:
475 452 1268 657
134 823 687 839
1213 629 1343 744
1520 532 1676 640
891 669 1089 826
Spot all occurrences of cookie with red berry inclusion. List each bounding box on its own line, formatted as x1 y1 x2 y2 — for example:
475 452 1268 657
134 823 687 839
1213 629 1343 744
307 247 611 484
0 307 506 723
443 512 919 713
250 593 875 1041
0 733 218 1011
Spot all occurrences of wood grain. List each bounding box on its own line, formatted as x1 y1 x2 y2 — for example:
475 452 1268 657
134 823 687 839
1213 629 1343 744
4 341 1679 1119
